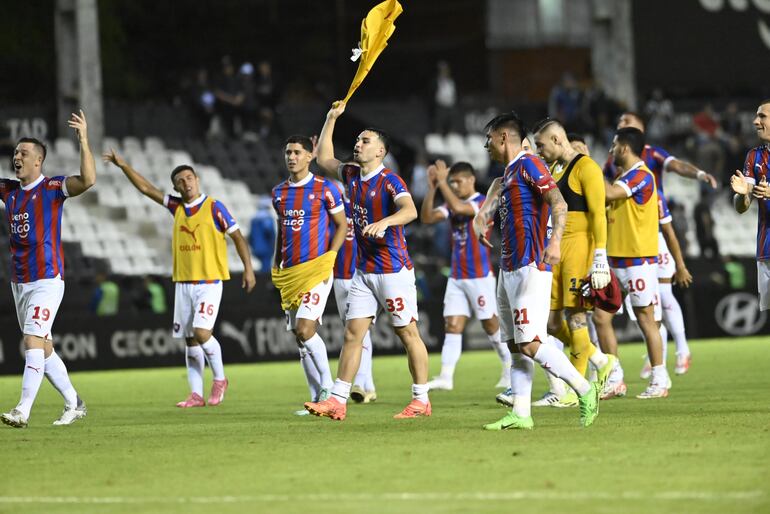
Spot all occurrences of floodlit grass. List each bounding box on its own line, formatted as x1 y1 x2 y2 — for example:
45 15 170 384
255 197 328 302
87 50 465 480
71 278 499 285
1 338 769 514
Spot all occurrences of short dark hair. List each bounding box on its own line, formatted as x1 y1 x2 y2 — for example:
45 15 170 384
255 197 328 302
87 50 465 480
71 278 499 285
615 127 645 157
567 133 586 144
285 135 313 153
622 111 646 129
16 137 47 161
361 127 390 154
171 164 196 183
484 111 528 143
531 117 563 135
448 161 475 178
761 99 770 107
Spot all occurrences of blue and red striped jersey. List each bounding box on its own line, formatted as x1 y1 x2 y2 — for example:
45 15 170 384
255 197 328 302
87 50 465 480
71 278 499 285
165 194 239 233
436 192 493 279
604 144 673 197
742 145 770 260
0 175 67 283
344 165 413 274
498 152 557 272
272 173 344 268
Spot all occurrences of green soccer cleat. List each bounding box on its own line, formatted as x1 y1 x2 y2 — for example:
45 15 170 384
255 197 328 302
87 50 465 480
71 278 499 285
595 354 618 391
578 382 600 427
483 411 534 431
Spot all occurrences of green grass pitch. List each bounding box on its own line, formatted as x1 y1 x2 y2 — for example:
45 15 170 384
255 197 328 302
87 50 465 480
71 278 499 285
1 337 769 514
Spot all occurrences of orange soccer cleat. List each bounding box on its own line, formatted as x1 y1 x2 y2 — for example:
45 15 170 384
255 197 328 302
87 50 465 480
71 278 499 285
393 399 432 419
304 396 347 421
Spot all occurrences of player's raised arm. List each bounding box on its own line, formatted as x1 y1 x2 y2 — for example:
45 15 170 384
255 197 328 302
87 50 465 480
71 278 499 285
64 110 96 197
472 177 501 248
433 160 476 217
542 187 567 265
228 229 256 292
103 149 165 205
316 102 346 178
420 164 446 224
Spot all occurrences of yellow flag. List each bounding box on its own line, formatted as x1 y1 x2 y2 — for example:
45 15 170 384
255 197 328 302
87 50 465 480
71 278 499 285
342 0 404 104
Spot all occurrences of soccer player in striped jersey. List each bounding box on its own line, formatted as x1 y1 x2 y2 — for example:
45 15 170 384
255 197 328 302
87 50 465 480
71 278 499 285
731 99 770 310
420 159 511 391
328 176 377 404
599 127 691 399
1 111 95 428
476 112 600 431
272 136 347 414
104 151 255 408
305 101 431 421
605 112 715 377
531 119 616 408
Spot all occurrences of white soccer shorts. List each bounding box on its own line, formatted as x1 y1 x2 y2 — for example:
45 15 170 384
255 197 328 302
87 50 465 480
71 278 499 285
285 272 334 331
443 274 498 320
497 264 551 345
346 267 419 327
758 260 770 311
333 278 352 322
11 276 65 339
657 232 676 279
173 281 223 338
614 262 662 322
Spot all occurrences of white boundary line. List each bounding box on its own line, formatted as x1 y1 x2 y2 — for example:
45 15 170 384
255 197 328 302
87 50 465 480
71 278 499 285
0 491 764 504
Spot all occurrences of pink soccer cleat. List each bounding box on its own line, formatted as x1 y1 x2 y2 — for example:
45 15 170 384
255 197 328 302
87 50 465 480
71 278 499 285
208 379 229 406
176 392 205 408
675 354 691 375
304 396 347 421
393 399 432 419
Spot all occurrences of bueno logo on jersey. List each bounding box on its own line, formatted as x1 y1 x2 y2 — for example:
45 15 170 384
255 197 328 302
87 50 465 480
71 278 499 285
10 212 30 239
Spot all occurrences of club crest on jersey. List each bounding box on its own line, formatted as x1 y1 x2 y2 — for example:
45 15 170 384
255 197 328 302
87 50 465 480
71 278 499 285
370 191 376 197
308 194 315 200
47 179 62 189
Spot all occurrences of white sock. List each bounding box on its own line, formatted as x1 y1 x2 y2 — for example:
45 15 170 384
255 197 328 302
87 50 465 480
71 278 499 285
44 351 78 408
16 349 45 419
510 353 534 417
185 345 205 396
659 323 669 365
299 347 321 401
201 336 225 381
614 358 625 382
548 335 564 352
412 383 429 403
331 378 352 404
354 333 373 389
659 282 690 356
587 362 598 382
533 343 590 396
651 364 669 386
488 329 511 365
362 331 376 391
588 346 609 370
439 333 462 379
303 333 333 390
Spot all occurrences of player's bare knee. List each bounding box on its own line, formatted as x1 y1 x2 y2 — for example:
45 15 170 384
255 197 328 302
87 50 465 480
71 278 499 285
480 316 499 334
566 310 587 331
518 341 537 358
394 323 422 347
192 328 211 344
444 318 463 334
294 326 316 342
592 308 612 326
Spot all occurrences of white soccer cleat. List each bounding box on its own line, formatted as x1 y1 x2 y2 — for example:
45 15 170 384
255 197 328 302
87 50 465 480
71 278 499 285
427 376 453 391
495 388 513 407
532 392 561 407
1 408 28 428
601 381 627 400
675 353 691 375
636 383 669 399
53 401 87 426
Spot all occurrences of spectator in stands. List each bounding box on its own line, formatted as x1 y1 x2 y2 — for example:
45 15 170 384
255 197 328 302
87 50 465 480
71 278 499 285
249 202 276 273
694 196 720 259
692 103 725 195
238 62 260 142
581 81 619 147
214 55 245 137
188 67 217 137
255 60 278 139
431 61 457 135
549 73 582 131
409 149 430 203
644 88 674 143
720 101 748 182
668 197 690 257
134 276 168 314
89 272 119 316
